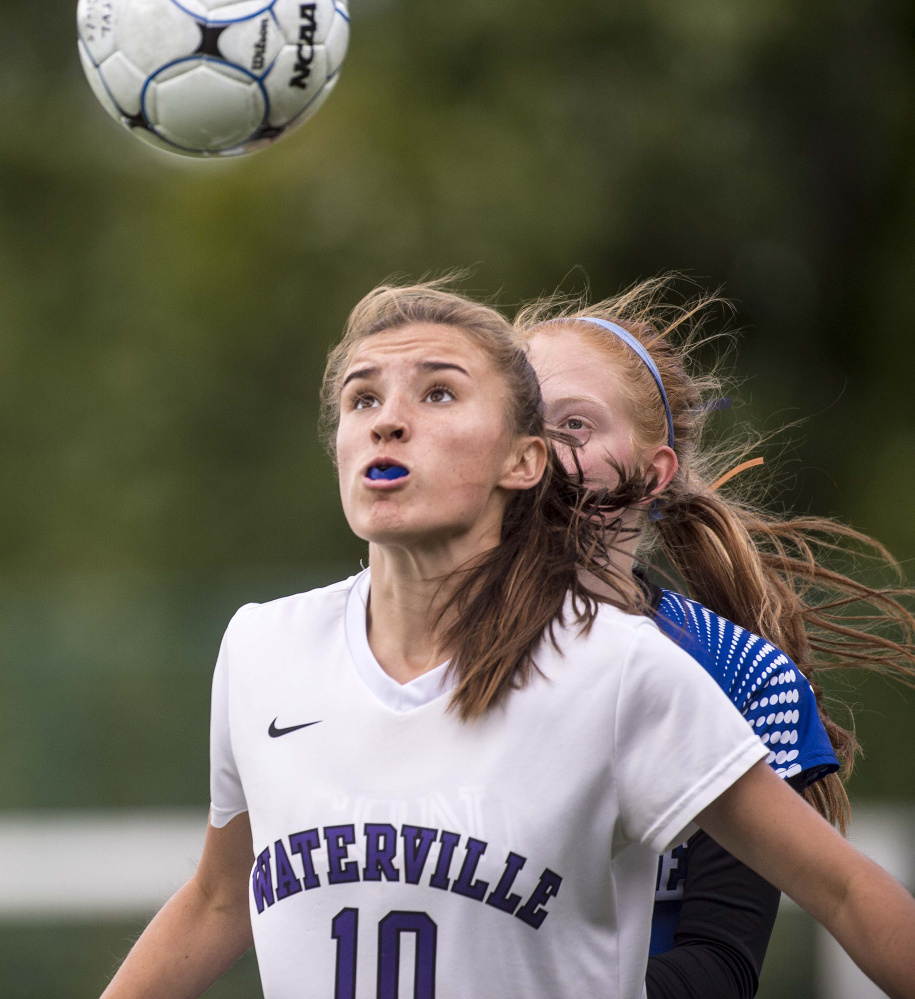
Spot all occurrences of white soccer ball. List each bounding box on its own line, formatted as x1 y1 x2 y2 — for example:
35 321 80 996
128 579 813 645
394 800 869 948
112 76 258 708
76 0 349 157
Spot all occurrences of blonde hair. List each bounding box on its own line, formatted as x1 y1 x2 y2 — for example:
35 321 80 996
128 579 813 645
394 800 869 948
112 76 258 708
516 274 915 830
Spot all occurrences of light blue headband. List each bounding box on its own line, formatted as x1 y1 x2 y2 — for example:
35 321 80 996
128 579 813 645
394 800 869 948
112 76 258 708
541 316 675 449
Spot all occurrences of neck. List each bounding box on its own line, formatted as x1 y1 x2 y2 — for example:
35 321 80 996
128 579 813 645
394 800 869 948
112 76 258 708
578 510 643 604
608 508 642 574
365 519 503 685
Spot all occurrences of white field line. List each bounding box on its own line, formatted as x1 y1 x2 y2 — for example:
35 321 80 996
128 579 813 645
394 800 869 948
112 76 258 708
0 806 909 930
0 810 206 919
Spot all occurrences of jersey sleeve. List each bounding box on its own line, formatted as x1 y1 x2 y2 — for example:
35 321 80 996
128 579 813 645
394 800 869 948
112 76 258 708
742 668 837 788
208 606 254 829
655 591 839 789
614 622 768 856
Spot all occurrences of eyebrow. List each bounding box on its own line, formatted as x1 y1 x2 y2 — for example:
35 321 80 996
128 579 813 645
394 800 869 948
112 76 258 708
342 365 378 388
420 361 470 377
341 360 470 388
545 394 606 409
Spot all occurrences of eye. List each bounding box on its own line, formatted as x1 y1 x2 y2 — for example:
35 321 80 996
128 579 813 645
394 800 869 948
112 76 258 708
425 385 455 404
352 393 379 411
556 417 592 437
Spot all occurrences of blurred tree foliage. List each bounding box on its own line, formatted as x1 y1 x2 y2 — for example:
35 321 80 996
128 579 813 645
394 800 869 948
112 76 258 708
0 0 913 820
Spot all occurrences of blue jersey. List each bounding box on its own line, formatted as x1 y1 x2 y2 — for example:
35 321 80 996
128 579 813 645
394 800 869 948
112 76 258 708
648 588 839 955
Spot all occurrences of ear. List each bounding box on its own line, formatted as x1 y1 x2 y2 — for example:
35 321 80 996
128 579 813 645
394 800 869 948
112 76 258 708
499 435 548 493
644 444 678 497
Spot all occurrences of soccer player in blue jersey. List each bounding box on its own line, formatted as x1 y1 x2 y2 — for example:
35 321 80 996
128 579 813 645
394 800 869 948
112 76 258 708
644 585 836 970
100 282 915 999
522 276 915 998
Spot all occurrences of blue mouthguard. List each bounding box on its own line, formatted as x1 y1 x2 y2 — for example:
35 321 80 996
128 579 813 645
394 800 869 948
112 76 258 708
368 465 409 481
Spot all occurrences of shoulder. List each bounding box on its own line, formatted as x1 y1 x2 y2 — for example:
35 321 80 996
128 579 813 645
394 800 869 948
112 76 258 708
222 572 361 651
655 589 798 710
538 601 673 690
535 603 734 744
649 591 839 784
582 601 712 682
581 601 670 659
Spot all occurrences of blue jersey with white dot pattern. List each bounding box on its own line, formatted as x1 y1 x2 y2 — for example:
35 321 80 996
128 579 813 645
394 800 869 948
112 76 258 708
648 588 838 955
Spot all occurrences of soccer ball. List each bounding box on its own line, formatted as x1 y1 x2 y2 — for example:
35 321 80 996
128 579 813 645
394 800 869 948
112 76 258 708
76 0 349 157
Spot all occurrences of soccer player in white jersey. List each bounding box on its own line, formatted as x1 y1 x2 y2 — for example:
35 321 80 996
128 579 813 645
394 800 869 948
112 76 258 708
100 282 915 999
519 275 915 997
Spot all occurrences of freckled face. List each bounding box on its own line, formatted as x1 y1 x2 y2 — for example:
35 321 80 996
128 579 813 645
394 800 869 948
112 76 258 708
527 327 637 488
336 323 521 550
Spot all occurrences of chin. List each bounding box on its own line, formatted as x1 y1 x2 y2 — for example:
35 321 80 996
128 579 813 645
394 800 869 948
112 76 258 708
352 510 417 545
360 514 464 550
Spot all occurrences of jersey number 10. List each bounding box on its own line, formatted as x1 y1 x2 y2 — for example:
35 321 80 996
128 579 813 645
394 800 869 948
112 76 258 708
332 907 438 998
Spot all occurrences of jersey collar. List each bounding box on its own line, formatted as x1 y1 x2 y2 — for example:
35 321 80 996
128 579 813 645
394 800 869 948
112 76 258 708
345 568 455 713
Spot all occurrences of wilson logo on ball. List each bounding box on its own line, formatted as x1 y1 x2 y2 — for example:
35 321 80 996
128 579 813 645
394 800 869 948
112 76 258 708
251 17 270 72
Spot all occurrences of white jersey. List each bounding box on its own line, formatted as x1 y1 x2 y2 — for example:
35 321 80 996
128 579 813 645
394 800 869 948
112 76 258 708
210 570 767 999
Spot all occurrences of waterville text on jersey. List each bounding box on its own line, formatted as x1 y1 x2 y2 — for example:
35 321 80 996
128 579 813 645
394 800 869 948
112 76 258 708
253 822 563 929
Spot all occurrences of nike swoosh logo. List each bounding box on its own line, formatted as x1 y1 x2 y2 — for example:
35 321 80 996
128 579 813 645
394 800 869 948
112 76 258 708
268 718 322 738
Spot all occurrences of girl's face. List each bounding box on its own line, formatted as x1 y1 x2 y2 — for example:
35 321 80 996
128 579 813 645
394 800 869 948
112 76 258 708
336 323 545 553
527 326 676 493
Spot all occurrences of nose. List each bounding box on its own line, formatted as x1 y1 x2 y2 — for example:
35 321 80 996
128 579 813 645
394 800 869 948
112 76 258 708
371 397 410 443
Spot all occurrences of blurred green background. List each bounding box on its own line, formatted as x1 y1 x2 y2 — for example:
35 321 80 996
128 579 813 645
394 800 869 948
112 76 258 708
1 0 914 995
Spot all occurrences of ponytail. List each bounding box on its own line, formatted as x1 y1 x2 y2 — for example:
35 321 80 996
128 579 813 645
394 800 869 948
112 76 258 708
653 490 915 829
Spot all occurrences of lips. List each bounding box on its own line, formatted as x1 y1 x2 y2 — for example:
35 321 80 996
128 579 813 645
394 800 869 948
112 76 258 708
366 462 409 481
